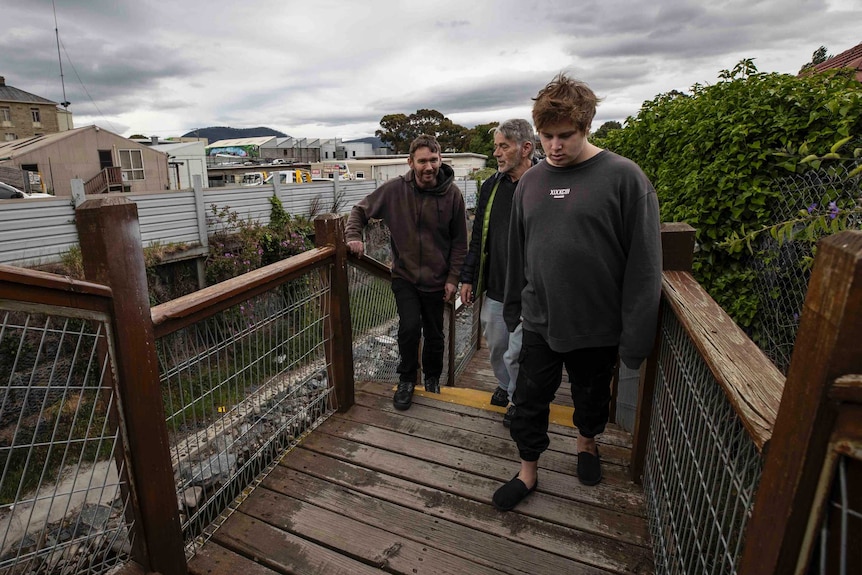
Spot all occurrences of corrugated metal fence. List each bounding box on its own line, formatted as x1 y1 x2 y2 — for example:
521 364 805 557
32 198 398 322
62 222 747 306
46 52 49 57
0 178 479 268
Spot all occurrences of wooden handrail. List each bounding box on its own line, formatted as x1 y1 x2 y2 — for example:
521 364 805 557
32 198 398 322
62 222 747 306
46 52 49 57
151 247 334 338
661 271 784 452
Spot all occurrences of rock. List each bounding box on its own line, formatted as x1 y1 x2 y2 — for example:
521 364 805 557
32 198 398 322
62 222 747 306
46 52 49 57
182 486 203 509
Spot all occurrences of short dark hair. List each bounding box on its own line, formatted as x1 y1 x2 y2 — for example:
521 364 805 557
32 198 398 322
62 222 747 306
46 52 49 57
494 119 535 160
409 134 442 157
532 73 601 134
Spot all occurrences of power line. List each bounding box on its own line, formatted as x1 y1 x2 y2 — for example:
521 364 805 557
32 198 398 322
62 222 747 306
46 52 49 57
58 36 120 134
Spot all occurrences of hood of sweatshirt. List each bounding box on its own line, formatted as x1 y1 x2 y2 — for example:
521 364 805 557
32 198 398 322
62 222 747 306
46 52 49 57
406 162 455 196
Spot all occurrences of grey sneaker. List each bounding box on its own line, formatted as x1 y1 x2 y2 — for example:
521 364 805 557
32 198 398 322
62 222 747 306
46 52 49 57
503 405 515 428
490 387 508 407
424 376 440 394
393 380 415 410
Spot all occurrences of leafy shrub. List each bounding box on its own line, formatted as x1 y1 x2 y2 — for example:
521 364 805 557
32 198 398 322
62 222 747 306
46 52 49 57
206 195 313 284
605 60 862 329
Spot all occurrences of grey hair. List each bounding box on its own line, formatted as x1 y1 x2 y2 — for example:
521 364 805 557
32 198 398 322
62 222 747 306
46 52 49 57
493 119 535 160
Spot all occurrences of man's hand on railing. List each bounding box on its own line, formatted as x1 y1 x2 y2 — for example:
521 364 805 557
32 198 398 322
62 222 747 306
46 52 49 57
459 283 473 305
444 282 457 303
347 240 365 257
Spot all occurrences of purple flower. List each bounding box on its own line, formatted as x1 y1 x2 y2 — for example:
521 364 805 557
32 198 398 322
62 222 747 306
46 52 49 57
807 203 817 214
828 201 839 220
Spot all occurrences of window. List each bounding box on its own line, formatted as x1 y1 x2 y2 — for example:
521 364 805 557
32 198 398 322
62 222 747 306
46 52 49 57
119 149 145 181
30 108 41 126
0 107 10 125
4 133 16 141
355 171 366 179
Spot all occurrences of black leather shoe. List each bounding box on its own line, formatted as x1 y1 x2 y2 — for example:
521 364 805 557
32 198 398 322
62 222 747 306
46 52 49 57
490 387 508 406
503 405 515 428
424 376 440 394
393 380 415 410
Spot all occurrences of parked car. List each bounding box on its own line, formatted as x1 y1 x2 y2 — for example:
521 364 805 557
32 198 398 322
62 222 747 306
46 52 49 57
0 181 53 199
0 182 26 199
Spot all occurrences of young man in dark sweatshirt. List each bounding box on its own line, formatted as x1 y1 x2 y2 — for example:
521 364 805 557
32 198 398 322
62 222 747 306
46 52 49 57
346 134 467 411
493 74 662 511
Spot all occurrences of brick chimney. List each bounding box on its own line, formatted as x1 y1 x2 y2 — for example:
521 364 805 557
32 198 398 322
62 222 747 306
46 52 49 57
0 77 5 86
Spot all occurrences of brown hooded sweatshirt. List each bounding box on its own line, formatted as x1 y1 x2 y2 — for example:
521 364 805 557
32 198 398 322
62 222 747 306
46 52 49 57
346 162 467 291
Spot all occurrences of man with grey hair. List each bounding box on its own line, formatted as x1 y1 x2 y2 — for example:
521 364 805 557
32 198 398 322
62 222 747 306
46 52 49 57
459 119 535 427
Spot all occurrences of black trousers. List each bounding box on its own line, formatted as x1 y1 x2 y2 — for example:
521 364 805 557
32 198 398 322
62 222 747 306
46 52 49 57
510 329 617 462
391 278 445 383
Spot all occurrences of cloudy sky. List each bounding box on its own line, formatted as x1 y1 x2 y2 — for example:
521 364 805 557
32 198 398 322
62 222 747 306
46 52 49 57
2 0 859 141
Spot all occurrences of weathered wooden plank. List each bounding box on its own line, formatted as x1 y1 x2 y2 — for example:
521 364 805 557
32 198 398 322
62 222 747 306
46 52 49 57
188 543 283 575
279 448 651 551
235 488 515 575
257 468 612 575
212 512 386 575
301 425 646 515
355 380 633 448
661 271 785 451
318 414 628 486
336 403 632 468
353 388 633 452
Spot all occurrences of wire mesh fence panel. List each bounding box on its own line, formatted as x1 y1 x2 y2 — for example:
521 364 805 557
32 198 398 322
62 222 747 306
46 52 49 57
807 443 862 574
0 305 134 575
347 218 479 387
748 162 861 374
155 268 336 555
348 264 400 384
645 306 763 575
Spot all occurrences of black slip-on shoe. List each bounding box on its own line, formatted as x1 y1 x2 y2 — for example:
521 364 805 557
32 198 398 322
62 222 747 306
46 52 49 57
393 380 415 410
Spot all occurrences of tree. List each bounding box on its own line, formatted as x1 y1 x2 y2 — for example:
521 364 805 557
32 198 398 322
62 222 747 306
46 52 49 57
376 109 470 153
798 45 831 74
375 114 411 154
465 122 499 169
592 121 622 140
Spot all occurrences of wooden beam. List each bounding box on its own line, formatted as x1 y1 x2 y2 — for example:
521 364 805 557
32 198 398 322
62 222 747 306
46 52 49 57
76 197 188 575
315 214 355 412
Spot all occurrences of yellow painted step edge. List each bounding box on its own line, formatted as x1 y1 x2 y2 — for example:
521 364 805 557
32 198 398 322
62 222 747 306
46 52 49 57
393 385 575 428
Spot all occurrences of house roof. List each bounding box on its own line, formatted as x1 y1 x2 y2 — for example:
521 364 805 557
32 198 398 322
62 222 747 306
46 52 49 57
0 76 57 105
812 41 862 81
0 126 87 160
0 125 167 162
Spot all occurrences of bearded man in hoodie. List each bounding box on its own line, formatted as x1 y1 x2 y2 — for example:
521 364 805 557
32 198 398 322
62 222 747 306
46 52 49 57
346 134 468 410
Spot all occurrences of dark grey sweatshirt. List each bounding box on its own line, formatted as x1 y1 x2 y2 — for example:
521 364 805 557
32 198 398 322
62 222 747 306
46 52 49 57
503 151 662 367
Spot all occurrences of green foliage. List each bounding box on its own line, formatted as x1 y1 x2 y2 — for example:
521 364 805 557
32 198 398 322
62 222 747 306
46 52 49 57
604 61 862 328
798 45 831 74
376 109 470 153
206 196 313 284
466 122 499 169
593 120 622 141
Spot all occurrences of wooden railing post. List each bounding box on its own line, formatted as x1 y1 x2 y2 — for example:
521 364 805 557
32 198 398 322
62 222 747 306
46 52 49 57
314 214 355 412
739 230 862 575
75 197 188 575
630 222 696 483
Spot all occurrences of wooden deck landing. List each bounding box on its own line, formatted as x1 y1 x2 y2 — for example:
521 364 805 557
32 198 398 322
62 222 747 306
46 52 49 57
188 350 654 575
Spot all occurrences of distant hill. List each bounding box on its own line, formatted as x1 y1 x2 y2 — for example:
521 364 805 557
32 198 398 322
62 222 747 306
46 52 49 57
182 126 288 142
